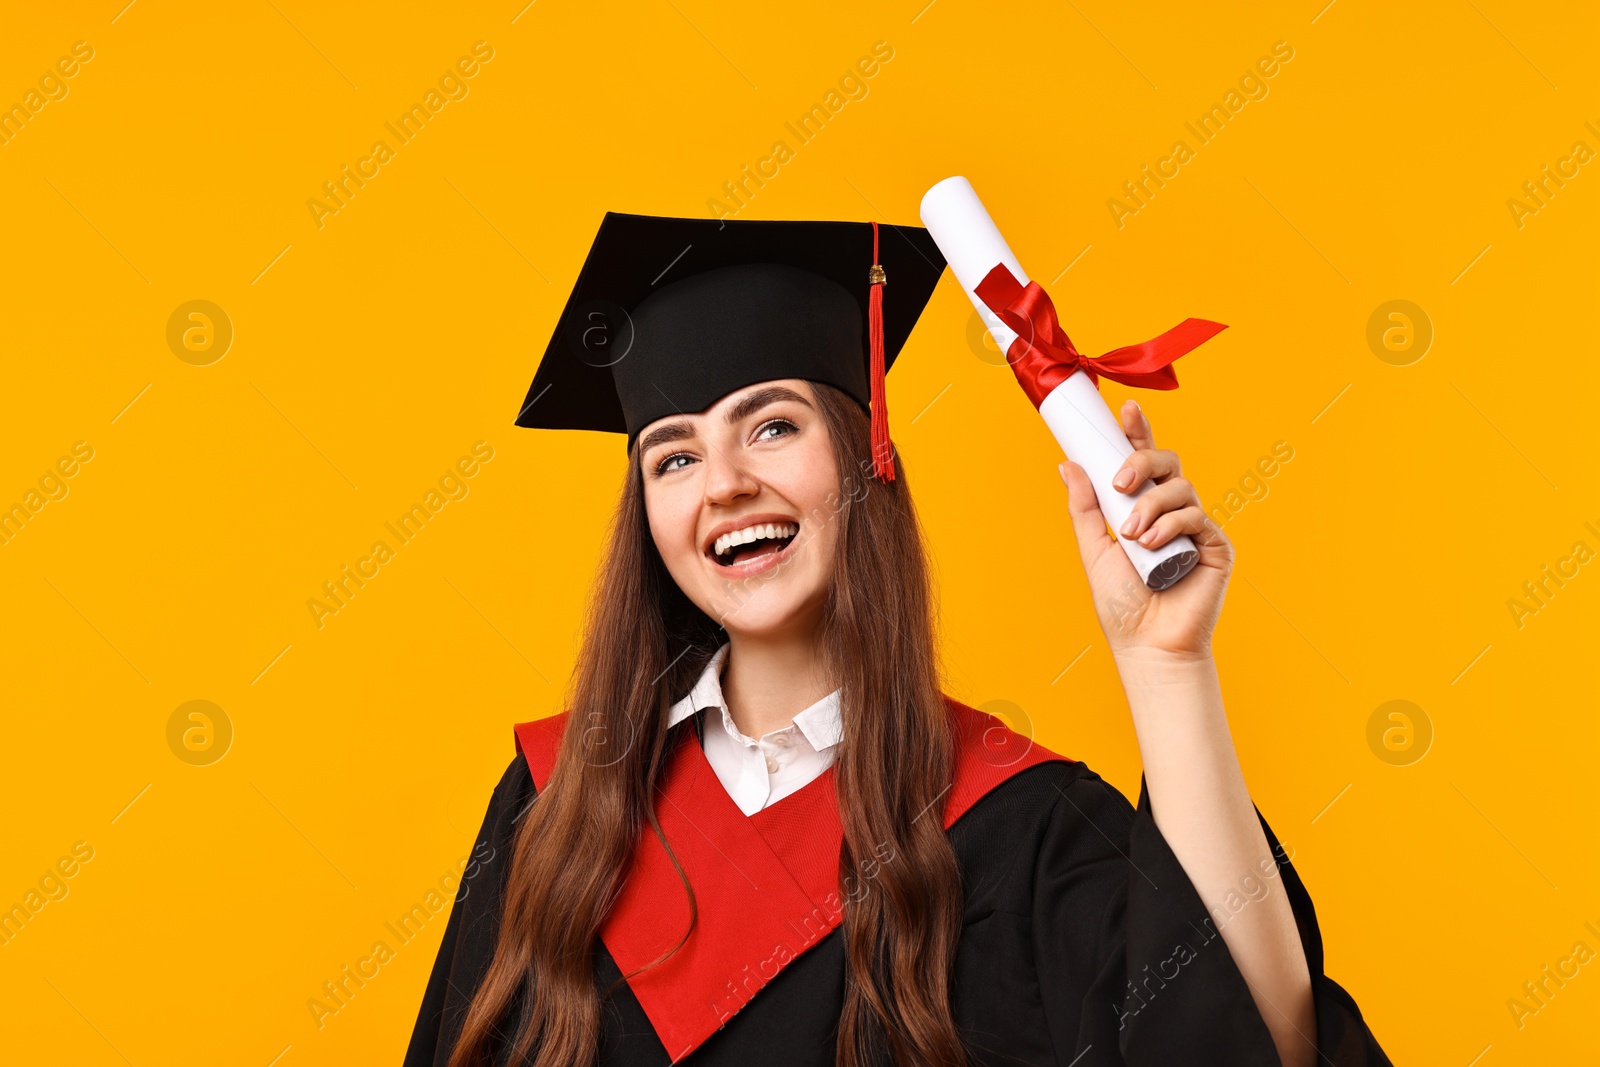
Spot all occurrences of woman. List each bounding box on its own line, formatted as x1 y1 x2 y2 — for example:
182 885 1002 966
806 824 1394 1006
404 213 1391 1066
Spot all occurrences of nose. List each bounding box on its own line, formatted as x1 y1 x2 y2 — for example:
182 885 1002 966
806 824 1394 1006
702 444 760 506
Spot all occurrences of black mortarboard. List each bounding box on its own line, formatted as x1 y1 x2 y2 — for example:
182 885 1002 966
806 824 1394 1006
514 212 947 480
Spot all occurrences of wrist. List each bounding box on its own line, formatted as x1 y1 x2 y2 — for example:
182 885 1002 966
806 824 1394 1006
1114 649 1229 748
1111 646 1219 695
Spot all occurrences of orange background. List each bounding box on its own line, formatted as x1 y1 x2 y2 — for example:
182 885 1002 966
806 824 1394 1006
1 1 1596 1063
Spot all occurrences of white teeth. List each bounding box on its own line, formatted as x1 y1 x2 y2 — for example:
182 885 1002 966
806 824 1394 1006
712 522 798 559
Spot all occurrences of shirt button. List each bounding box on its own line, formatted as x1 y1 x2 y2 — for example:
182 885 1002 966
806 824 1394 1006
765 756 779 774
774 734 790 747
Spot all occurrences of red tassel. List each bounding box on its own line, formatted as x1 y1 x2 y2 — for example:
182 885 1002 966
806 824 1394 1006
868 221 894 481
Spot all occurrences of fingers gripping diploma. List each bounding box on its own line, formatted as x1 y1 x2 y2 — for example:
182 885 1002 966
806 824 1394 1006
1058 399 1235 659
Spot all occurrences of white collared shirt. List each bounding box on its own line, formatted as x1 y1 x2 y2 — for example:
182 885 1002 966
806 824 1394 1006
666 643 843 817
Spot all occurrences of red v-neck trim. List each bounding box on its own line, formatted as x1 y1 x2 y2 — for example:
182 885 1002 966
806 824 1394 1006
513 697 1069 1063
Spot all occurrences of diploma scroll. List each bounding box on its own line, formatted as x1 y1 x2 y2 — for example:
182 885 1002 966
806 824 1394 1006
919 176 1204 592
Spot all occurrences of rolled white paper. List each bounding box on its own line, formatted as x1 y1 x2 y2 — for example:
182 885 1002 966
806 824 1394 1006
919 176 1198 592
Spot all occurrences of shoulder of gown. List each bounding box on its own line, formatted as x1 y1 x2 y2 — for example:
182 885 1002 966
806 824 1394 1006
403 753 536 1067
999 759 1393 1066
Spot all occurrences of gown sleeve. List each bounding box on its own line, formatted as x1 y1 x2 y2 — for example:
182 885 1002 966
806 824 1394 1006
403 754 538 1067
1031 766 1392 1066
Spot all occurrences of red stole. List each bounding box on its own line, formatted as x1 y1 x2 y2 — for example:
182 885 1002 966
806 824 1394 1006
513 697 1070 1063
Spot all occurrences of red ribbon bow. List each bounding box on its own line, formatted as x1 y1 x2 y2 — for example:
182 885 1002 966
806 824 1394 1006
972 263 1228 409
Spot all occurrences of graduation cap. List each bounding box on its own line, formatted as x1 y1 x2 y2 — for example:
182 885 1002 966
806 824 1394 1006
514 212 948 481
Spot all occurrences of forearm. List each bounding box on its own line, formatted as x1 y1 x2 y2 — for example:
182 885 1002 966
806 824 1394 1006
1113 648 1317 1067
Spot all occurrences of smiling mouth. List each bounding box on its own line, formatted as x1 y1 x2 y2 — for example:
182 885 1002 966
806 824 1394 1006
709 522 799 568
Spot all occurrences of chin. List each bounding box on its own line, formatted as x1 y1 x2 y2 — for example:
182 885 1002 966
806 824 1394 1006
718 607 811 641
704 579 827 639
685 531 833 638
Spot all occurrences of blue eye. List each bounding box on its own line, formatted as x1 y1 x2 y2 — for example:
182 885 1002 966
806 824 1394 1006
754 419 797 441
654 452 694 476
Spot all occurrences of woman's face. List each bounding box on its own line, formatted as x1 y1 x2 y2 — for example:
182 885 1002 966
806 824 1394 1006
639 379 845 640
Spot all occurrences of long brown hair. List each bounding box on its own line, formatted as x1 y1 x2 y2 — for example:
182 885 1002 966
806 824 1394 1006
448 381 967 1067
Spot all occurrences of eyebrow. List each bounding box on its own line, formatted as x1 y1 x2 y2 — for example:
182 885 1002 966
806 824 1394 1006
637 422 692 457
637 386 813 458
727 385 812 424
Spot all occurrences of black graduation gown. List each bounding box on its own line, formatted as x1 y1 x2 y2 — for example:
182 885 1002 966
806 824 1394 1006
404 707 1392 1066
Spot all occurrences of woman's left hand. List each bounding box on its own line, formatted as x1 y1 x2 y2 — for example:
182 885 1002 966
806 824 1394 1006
1058 398 1234 661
